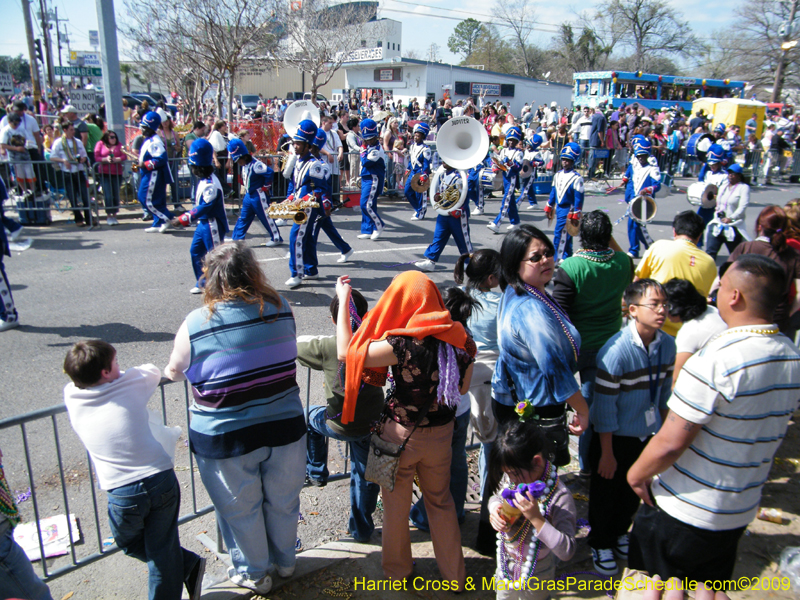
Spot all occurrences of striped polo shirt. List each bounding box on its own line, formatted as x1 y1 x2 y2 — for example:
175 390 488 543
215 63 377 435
185 299 306 459
654 326 800 531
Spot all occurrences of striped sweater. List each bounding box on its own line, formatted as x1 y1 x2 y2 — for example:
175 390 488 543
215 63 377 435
591 321 676 438
185 299 306 459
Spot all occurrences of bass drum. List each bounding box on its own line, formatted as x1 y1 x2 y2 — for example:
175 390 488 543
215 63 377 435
686 133 715 162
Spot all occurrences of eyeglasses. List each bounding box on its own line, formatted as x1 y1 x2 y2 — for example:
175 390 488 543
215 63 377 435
522 248 555 264
631 302 671 312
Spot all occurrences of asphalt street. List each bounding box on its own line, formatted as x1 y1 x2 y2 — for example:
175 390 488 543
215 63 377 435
0 176 797 598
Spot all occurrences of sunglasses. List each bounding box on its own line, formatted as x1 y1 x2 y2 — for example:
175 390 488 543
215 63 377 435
522 248 555 264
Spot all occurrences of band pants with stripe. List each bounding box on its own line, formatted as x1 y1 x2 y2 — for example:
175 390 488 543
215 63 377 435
191 221 224 286
627 217 654 257
360 174 385 234
314 216 351 255
404 176 427 218
289 208 323 278
553 205 574 260
0 259 17 324
232 191 282 242
466 178 483 212
493 175 520 226
519 176 537 206
424 212 473 263
139 176 174 227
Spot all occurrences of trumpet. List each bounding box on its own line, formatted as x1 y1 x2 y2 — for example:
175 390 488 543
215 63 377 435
122 148 141 172
267 196 320 225
492 156 508 172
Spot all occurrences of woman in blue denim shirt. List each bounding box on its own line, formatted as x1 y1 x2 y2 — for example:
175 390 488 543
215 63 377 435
492 225 589 466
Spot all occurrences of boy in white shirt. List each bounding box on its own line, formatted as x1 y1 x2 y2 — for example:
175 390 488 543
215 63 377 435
63 340 205 600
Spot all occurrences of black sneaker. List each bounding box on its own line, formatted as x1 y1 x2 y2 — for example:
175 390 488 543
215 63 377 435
185 556 206 600
305 475 327 488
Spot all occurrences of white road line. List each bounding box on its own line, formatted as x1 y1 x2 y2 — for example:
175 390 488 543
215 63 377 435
257 245 430 263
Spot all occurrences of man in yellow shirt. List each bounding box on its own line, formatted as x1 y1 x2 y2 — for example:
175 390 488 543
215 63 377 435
634 211 716 336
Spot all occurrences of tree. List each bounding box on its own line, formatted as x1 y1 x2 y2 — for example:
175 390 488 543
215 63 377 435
119 63 134 94
585 0 704 71
0 55 31 84
492 0 538 77
275 0 384 104
403 48 423 60
447 19 484 61
468 25 516 75
552 24 612 74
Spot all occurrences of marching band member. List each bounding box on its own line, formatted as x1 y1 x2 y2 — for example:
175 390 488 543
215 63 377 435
621 138 661 259
546 142 584 261
414 162 473 272
358 118 387 240
518 133 546 210
404 122 432 220
487 126 523 234
171 139 228 294
228 139 283 247
697 143 728 231
285 119 328 289
138 111 175 233
467 161 484 215
310 129 353 264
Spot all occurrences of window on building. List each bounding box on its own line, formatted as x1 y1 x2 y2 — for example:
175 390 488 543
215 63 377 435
377 41 382 47
361 40 366 47
398 45 400 53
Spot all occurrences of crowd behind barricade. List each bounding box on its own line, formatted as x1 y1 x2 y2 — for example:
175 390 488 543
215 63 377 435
2 86 800 600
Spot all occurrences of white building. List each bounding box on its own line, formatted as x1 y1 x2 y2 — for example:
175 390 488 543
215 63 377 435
343 58 573 114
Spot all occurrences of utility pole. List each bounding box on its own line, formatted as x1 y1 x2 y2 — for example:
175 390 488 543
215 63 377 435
38 0 55 92
771 0 798 104
55 7 64 87
96 0 125 142
21 0 42 101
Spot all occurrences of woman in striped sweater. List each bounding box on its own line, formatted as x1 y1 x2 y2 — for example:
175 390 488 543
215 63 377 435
165 241 306 596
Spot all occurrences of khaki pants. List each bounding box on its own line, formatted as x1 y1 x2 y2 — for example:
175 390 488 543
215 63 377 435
380 419 466 588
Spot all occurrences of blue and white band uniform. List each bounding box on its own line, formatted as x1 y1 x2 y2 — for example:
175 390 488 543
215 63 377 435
624 159 661 256
492 147 523 227
188 175 228 285
404 141 431 218
138 136 174 227
519 150 543 207
548 169 585 260
466 164 483 212
359 145 387 235
232 158 281 243
423 168 473 263
312 157 351 256
697 165 728 231
288 155 327 278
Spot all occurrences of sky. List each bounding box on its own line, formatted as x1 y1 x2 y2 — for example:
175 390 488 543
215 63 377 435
3 0 732 77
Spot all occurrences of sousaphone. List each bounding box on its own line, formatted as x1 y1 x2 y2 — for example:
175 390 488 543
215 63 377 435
280 101 321 179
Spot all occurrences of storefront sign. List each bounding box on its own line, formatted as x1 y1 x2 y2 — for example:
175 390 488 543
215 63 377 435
470 83 500 96
345 47 383 62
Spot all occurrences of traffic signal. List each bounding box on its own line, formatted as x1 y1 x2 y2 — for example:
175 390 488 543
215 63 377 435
35 39 43 63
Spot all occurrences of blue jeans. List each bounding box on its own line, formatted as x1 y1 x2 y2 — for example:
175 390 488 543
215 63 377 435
306 406 379 542
409 410 469 530
577 348 600 472
106 469 200 600
0 524 53 600
195 439 306 580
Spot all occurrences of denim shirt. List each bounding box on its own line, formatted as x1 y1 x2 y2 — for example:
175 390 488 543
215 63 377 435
492 286 581 407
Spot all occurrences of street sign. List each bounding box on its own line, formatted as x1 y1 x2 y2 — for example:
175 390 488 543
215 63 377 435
55 66 102 77
89 30 99 46
0 72 13 95
72 89 97 113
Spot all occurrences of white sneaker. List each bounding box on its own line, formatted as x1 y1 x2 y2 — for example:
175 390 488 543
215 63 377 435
190 287 203 295
411 213 423 221
228 567 273 594
471 207 483 215
275 218 286 227
9 227 24 241
158 222 172 233
0 319 19 332
506 224 517 231
264 239 283 247
107 216 119 226
591 548 619 576
526 204 537 210
277 564 296 578
357 233 371 239
144 226 160 233
486 222 500 234
303 273 319 280
337 249 354 263
370 229 383 240
285 276 303 288
415 259 436 272
614 534 629 560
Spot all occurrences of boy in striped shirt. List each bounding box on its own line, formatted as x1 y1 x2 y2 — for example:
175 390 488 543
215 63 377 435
627 254 800 585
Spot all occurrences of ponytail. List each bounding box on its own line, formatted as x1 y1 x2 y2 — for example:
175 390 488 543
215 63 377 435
756 205 789 255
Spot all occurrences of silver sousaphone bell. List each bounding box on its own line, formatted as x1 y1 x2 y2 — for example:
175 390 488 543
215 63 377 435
429 117 490 216
280 101 321 179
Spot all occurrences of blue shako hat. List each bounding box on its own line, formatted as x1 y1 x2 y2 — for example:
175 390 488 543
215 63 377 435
561 142 581 162
140 111 161 131
714 123 726 134
505 127 522 141
293 119 318 144
188 138 214 167
706 143 725 164
528 133 545 150
634 138 652 156
227 138 250 162
360 118 379 140
413 122 430 137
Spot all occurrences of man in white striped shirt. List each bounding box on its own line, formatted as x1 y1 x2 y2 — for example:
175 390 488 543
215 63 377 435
627 254 800 585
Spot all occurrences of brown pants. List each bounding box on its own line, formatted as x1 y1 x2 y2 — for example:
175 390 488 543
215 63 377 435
380 419 466 588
